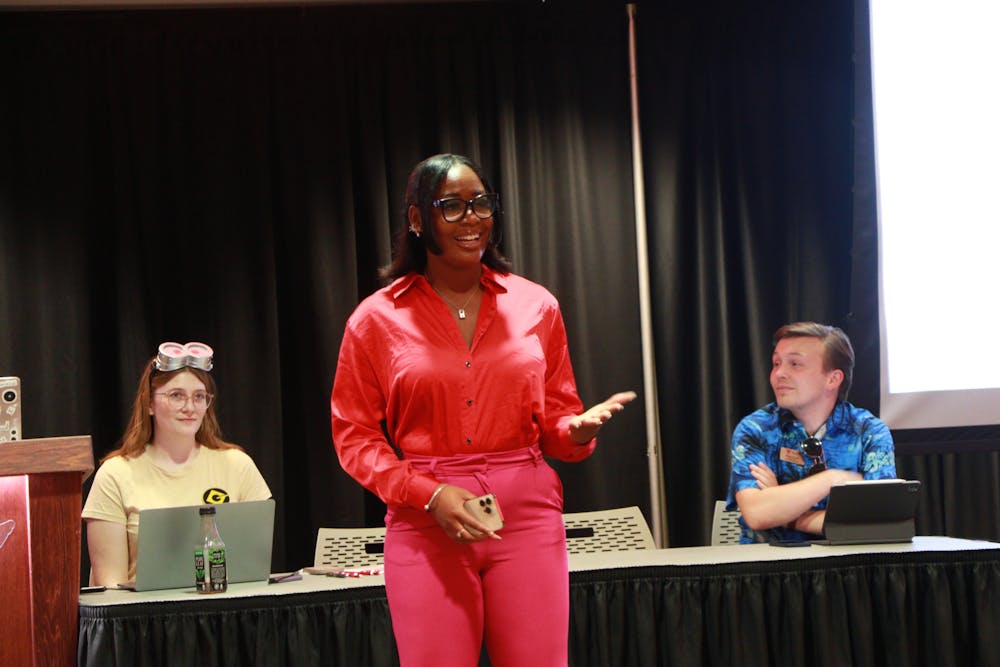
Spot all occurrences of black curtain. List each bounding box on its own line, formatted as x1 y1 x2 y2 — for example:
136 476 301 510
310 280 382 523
638 1 860 545
635 0 1000 546
1 0 998 583
0 2 648 578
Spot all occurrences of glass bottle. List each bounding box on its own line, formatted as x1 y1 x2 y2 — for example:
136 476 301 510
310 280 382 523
195 506 228 593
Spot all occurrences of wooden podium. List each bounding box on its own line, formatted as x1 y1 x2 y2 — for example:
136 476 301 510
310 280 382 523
0 435 93 667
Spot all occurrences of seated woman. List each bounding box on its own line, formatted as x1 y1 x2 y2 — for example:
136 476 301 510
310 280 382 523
82 342 271 586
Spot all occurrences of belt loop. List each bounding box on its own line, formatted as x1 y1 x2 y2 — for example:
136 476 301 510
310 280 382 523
473 471 491 495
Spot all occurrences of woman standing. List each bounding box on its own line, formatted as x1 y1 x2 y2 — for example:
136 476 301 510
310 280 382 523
331 154 634 665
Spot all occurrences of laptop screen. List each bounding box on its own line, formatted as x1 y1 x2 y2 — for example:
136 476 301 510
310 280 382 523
124 499 275 591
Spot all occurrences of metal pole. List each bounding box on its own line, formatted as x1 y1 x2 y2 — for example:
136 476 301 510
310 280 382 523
626 2 668 547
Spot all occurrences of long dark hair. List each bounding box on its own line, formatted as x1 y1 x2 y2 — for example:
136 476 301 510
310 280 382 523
380 153 512 282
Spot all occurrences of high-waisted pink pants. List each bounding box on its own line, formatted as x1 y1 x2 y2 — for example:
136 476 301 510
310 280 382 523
384 445 569 667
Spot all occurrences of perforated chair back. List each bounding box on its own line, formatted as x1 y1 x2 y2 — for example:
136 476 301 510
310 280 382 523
314 527 386 568
562 506 656 554
710 500 743 546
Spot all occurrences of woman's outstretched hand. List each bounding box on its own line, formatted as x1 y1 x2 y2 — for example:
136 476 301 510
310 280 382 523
568 391 638 444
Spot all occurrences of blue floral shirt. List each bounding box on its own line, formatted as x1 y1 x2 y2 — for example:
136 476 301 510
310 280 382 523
726 401 897 543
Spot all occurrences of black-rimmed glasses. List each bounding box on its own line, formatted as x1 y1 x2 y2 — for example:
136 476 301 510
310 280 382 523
432 193 500 222
801 436 826 476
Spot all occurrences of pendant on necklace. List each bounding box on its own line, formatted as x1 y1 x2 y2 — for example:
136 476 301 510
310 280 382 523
428 279 477 320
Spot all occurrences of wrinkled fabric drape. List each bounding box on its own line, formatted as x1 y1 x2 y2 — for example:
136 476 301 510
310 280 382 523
0 4 646 578
0 1 997 585
76 549 1000 666
77 588 397 666
568 552 1000 667
635 0 1000 546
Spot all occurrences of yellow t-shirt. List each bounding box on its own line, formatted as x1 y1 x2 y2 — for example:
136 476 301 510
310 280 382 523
82 445 272 581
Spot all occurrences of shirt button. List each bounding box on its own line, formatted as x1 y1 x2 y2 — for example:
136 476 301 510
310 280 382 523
465 361 472 367
466 438 472 445
466 400 473 406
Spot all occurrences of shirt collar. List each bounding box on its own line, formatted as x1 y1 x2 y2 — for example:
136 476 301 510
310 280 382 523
776 400 849 434
390 264 509 300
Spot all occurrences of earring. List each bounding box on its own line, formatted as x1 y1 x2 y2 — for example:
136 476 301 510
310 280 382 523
409 226 421 238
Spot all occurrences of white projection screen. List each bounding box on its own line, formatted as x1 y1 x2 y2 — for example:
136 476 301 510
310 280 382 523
873 0 1000 429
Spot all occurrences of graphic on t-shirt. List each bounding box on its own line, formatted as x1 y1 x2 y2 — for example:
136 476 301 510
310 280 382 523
203 488 230 504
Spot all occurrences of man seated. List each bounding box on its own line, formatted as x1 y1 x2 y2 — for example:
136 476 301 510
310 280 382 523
727 322 897 543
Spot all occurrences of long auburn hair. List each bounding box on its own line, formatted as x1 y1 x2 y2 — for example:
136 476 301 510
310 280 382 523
101 358 240 463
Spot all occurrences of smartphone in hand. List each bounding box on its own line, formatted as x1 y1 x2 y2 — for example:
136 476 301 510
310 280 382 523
463 493 504 536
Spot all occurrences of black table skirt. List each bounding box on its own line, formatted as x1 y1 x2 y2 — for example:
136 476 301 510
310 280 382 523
78 586 396 667
568 550 999 667
79 549 1000 667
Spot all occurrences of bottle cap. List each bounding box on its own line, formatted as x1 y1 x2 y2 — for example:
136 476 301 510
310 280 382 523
199 506 217 515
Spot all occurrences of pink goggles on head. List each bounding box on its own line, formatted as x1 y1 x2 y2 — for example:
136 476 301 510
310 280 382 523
153 342 214 372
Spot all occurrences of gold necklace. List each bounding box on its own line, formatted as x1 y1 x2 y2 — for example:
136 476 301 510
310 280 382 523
430 284 479 320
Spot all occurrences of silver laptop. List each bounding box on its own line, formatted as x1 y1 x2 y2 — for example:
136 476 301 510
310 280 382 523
821 479 921 545
123 499 275 591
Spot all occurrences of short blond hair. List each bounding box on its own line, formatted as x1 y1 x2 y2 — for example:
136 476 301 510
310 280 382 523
773 322 854 401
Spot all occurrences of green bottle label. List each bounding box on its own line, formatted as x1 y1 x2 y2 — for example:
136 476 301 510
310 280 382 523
194 548 207 589
208 547 227 591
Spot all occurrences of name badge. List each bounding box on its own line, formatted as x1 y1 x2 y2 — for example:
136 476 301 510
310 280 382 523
779 447 805 466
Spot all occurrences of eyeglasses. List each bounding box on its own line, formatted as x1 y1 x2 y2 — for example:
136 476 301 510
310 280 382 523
801 436 826 476
431 193 500 223
154 390 214 410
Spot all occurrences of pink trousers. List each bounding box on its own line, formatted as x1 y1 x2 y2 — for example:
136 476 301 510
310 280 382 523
384 446 569 667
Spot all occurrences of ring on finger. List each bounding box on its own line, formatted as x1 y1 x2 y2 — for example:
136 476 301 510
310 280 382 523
456 529 465 539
